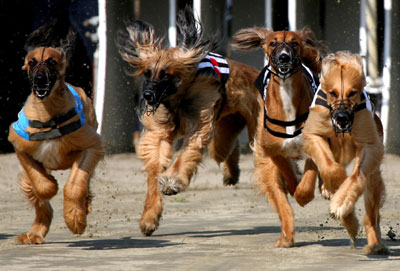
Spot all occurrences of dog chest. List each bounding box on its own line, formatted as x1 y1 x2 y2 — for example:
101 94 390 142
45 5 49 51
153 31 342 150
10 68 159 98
32 140 63 169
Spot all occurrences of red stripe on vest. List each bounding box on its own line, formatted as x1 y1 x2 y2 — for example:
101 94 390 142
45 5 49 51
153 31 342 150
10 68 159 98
209 58 221 80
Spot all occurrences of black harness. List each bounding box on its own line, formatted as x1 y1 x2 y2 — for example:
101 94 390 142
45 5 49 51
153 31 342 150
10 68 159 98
254 64 319 138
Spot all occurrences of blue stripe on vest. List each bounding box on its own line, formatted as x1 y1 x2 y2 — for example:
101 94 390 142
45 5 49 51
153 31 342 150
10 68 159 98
12 84 85 141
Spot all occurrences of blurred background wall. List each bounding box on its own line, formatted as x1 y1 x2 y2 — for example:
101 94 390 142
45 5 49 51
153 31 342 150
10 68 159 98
1 0 399 154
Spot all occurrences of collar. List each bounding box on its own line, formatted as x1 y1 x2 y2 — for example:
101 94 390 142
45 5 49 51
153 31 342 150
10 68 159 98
254 63 318 138
13 84 85 141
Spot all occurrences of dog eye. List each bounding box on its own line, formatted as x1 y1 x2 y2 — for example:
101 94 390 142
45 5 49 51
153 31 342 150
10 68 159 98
144 69 151 78
348 91 357 98
329 91 338 98
159 69 166 79
46 58 58 66
291 41 299 47
269 41 278 47
28 59 37 67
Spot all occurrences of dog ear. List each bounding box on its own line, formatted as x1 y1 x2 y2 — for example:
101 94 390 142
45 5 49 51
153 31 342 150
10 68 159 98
232 27 272 51
117 20 160 76
175 5 216 62
297 26 329 74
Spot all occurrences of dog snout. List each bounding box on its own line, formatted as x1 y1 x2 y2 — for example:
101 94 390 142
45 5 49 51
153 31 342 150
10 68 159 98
143 89 156 105
336 111 350 128
278 53 291 63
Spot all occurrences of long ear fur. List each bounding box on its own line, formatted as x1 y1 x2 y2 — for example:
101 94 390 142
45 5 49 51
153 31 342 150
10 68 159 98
117 20 160 76
297 26 330 74
232 27 272 51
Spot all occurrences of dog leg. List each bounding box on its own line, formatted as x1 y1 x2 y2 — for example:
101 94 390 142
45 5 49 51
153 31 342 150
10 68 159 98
255 153 295 248
363 169 389 255
209 114 246 186
15 152 58 200
303 134 347 193
341 210 359 248
271 155 299 196
294 158 318 206
16 171 53 244
137 128 175 235
63 141 104 235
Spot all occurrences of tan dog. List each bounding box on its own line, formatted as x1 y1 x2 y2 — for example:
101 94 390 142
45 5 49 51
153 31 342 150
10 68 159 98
8 45 104 244
233 27 327 247
295 51 388 254
118 6 261 235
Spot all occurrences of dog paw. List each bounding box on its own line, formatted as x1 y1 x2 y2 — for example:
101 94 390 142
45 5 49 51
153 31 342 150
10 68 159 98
139 219 159 236
16 232 45 245
275 236 294 248
223 174 239 186
320 184 332 200
294 188 314 207
363 243 390 255
158 175 184 195
64 205 87 234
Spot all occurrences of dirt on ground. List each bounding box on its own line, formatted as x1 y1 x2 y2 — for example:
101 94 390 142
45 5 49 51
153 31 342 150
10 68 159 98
0 152 399 270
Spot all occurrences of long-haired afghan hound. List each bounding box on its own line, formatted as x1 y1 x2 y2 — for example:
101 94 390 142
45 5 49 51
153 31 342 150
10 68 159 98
232 26 328 247
117 6 261 235
295 51 388 254
8 21 104 244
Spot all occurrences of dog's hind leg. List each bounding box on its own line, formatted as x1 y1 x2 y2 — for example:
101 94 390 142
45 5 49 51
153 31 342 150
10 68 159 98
137 127 175 235
63 135 104 235
363 169 389 255
255 153 295 248
209 113 246 186
16 170 53 244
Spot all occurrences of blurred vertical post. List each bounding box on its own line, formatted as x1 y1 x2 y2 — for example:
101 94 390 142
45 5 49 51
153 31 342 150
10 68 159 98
385 0 400 154
169 0 176 47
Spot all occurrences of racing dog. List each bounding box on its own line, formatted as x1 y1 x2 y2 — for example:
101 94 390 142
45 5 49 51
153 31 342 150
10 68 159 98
233 26 327 247
117 6 261 235
296 51 388 254
8 25 104 244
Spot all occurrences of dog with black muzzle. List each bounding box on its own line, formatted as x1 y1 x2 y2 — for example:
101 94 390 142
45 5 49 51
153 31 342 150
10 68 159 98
295 51 388 254
233 26 327 247
118 6 261 236
8 27 104 244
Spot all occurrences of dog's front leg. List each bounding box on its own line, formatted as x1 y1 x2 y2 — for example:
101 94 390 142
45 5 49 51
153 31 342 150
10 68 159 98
15 152 57 244
159 108 215 196
303 134 347 193
63 140 104 235
137 127 175 235
294 158 318 206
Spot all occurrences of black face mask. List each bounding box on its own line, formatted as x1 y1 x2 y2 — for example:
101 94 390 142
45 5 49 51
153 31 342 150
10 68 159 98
140 78 177 115
329 99 355 136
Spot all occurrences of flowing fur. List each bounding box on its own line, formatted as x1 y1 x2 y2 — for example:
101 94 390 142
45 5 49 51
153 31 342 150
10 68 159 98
295 51 388 254
232 26 327 247
118 6 261 236
8 37 104 243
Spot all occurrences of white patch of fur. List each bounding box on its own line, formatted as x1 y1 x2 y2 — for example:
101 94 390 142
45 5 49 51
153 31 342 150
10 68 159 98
32 140 62 169
279 78 303 158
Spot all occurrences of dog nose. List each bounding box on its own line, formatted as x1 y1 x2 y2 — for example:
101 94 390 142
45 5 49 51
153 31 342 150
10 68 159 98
336 112 350 127
143 90 156 105
279 53 291 63
34 73 48 87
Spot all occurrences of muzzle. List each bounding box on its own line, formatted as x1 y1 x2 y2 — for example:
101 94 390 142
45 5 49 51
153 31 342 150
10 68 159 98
329 99 356 136
29 61 58 99
140 79 177 115
269 42 300 81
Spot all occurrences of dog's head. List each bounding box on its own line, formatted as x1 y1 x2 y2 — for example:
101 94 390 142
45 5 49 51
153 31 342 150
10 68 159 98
22 47 66 99
117 5 215 114
232 26 327 78
320 51 366 135
23 19 76 99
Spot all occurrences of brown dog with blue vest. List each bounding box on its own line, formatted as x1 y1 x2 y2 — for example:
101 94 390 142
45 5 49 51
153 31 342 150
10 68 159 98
8 26 104 244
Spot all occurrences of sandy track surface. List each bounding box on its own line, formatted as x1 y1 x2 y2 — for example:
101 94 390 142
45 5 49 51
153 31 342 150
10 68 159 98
0 152 399 270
